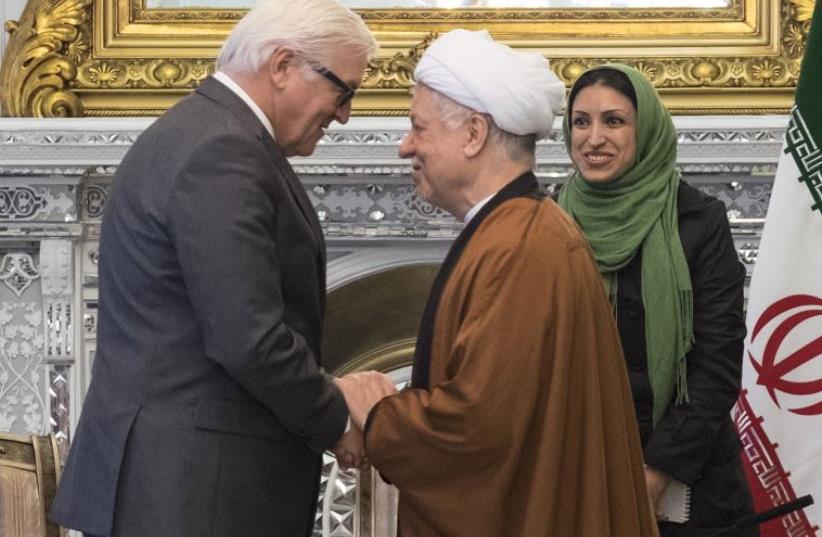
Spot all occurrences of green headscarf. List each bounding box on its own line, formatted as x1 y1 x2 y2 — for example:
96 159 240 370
557 63 693 425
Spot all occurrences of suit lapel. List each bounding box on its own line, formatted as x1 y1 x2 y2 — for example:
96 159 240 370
262 136 325 246
261 136 327 298
195 76 327 286
268 139 329 303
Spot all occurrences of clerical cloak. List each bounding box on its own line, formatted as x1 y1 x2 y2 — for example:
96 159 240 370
364 173 658 537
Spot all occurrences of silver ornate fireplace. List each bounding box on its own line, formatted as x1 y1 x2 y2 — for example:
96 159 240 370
0 114 783 536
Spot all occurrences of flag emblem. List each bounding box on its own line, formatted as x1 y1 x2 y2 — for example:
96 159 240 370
748 294 822 416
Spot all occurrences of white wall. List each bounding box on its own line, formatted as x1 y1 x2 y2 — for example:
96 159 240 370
1 0 28 105
2 0 29 56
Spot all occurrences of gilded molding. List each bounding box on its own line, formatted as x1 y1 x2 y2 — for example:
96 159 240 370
362 35 435 90
132 0 243 22
129 0 742 22
76 59 213 89
0 0 92 117
789 0 816 20
355 3 742 21
0 0 814 116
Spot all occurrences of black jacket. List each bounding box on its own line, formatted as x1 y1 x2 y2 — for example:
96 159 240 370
617 182 756 535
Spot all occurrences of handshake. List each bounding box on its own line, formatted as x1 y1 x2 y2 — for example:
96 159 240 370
333 371 398 470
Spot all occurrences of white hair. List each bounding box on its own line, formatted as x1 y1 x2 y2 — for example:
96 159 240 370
218 0 378 73
420 83 536 167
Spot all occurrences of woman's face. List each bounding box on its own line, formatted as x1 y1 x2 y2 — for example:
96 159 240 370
569 82 637 184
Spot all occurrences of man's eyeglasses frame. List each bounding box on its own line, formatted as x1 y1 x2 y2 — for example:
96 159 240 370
311 65 356 108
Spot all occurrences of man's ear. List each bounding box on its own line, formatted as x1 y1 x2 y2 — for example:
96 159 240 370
267 47 297 90
463 114 490 158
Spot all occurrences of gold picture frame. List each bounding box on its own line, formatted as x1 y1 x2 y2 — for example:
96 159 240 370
0 0 814 117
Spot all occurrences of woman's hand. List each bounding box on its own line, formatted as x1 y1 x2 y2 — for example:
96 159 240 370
644 464 673 519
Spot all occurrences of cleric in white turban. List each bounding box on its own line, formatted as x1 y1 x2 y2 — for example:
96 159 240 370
415 29 565 140
362 28 659 537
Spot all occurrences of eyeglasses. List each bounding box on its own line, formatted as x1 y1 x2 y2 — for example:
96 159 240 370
311 65 356 108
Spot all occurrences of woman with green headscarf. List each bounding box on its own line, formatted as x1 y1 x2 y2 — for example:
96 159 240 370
558 64 756 536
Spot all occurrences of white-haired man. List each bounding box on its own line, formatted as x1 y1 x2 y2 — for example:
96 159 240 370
49 1 395 536
359 30 659 536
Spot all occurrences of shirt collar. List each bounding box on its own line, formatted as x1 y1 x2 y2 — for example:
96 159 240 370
464 192 496 223
213 71 275 140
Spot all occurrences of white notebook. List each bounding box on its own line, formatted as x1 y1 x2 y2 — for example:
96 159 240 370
658 478 691 523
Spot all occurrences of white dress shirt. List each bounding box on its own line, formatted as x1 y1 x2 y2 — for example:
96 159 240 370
464 193 496 223
213 71 275 140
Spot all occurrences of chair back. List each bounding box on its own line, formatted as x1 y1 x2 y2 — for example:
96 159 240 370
0 433 62 537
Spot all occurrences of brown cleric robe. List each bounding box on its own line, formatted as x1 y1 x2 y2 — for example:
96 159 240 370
364 172 659 537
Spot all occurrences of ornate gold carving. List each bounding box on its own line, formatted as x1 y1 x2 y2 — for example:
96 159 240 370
360 0 807 98
75 59 213 89
362 34 436 90
0 0 812 116
0 0 91 117
550 56 801 90
788 0 816 21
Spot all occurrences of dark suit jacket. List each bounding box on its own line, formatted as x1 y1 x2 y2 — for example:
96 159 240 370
617 182 756 536
50 76 348 537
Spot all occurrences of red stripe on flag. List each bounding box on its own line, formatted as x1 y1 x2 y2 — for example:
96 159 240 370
733 390 819 537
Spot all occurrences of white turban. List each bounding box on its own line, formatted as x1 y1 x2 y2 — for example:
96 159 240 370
414 29 565 141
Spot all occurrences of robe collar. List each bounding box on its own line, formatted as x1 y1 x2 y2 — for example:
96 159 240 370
464 192 496 223
411 171 542 390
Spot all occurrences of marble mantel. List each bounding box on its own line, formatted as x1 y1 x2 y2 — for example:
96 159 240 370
0 115 787 171
0 114 782 244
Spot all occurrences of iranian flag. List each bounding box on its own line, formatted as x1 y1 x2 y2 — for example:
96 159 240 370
732 0 822 534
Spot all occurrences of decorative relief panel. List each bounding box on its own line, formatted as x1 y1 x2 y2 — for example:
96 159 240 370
0 118 773 278
49 364 71 458
38 240 75 454
0 251 47 435
40 240 74 358
0 252 41 296
314 455 358 537
702 180 773 220
0 184 76 222
0 186 48 221
0 131 141 155
0 128 145 176
309 182 455 239
303 177 768 239
84 184 109 220
0 116 787 172
40 240 73 297
0 243 74 455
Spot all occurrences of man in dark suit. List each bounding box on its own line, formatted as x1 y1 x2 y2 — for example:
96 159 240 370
49 1 395 536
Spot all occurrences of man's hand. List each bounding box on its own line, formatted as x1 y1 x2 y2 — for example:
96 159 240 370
334 371 398 429
334 427 366 470
644 464 673 519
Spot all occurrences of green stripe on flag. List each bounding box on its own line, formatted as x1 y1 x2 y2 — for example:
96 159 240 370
786 0 822 215
795 0 822 149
